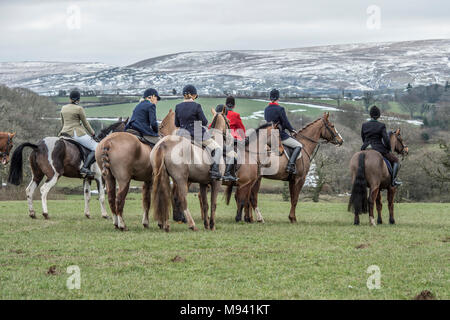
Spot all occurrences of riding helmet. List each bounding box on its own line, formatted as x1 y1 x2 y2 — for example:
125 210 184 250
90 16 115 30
143 88 161 100
270 89 280 101
182 85 197 96
69 90 81 101
215 104 227 114
225 96 235 108
369 105 381 119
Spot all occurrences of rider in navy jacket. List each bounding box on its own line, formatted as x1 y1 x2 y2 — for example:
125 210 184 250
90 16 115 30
126 90 159 137
174 100 209 140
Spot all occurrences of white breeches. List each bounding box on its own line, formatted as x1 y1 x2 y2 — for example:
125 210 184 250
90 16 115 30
73 131 98 151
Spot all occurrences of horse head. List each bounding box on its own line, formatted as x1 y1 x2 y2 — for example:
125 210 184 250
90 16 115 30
159 109 177 136
210 107 232 142
95 118 128 141
320 112 344 146
391 128 408 157
0 132 16 165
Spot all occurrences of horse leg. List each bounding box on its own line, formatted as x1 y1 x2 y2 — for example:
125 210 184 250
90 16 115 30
141 181 151 228
176 181 197 231
354 213 360 225
251 178 264 223
83 179 92 219
234 187 244 222
104 174 118 228
288 178 304 223
199 184 209 229
209 181 220 231
376 192 383 224
40 173 59 219
95 177 109 219
26 173 43 219
368 187 379 226
387 187 396 224
116 179 130 231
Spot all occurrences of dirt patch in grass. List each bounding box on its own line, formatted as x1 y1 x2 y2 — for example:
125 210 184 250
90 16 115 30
414 290 436 300
46 265 60 275
355 244 370 249
171 255 184 263
441 236 450 243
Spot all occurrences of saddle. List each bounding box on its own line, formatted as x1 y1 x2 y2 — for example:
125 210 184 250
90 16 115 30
59 134 91 163
126 129 155 147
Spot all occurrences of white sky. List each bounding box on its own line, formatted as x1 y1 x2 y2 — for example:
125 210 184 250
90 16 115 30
0 0 449 66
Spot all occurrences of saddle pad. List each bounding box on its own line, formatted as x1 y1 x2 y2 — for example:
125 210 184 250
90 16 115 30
383 157 393 176
126 129 155 147
283 146 302 161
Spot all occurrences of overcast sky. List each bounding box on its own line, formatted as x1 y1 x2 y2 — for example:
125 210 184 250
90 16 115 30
0 0 449 66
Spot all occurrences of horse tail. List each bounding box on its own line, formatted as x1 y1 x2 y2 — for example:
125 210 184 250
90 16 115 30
151 144 171 225
7 142 38 185
225 184 233 205
348 152 368 215
101 140 112 177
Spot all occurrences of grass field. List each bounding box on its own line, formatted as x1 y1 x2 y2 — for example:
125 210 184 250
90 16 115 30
83 98 332 128
0 194 448 299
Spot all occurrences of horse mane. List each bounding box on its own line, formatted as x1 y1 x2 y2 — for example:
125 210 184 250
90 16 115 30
97 119 126 140
210 112 229 129
297 117 322 134
255 122 273 132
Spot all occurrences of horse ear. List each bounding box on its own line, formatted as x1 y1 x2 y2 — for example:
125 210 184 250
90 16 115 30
211 108 216 116
221 107 226 115
396 128 400 134
11 132 16 138
118 117 122 122
169 109 172 113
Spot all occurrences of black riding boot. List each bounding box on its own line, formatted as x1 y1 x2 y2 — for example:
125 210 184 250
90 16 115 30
80 151 96 178
209 149 223 180
222 158 238 182
391 162 402 187
286 146 302 174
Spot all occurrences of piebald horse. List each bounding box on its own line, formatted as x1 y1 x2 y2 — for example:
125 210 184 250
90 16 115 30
229 112 344 223
151 108 232 232
96 110 177 231
7 120 126 219
0 132 16 165
348 128 408 226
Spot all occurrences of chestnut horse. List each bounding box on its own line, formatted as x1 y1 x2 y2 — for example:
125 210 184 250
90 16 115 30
0 132 16 165
348 128 408 226
96 110 176 231
228 112 344 223
7 120 126 219
151 108 232 232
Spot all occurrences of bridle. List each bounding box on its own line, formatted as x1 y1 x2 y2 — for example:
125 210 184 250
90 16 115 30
0 133 13 161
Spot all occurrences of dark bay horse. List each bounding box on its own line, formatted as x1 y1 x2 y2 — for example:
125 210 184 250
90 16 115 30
0 132 16 165
151 108 232 232
7 120 126 219
348 128 408 226
96 110 176 231
228 113 344 223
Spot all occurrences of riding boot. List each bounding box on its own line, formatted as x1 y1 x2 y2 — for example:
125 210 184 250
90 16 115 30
209 149 223 180
286 146 302 175
391 162 402 187
80 151 96 178
222 160 239 182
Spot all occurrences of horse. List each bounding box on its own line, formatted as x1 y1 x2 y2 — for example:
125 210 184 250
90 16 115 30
151 107 232 232
7 119 127 219
96 109 177 231
0 132 16 165
229 112 344 223
348 128 408 226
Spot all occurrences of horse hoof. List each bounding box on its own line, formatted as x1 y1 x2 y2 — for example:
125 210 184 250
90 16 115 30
114 224 119 229
102 215 110 220
235 216 242 223
143 223 149 229
158 223 163 229
257 219 265 224
29 212 36 219
189 226 198 232
377 219 382 224
389 219 395 225
164 226 170 232
289 217 297 223
119 226 128 231
210 226 216 231
42 213 49 220
85 214 91 219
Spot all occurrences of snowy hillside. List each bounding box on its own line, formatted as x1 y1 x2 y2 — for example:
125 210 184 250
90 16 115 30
1 39 449 95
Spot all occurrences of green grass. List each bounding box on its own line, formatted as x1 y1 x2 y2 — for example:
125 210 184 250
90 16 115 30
0 194 448 299
84 98 333 128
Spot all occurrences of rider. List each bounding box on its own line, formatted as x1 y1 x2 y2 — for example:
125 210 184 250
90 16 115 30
224 96 246 141
59 90 97 178
264 89 303 174
125 88 161 145
174 85 238 182
361 105 401 186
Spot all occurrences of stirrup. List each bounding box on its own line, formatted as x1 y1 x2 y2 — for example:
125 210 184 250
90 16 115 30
80 168 95 178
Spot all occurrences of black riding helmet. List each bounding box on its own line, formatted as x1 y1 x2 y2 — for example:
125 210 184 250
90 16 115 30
70 90 81 102
270 89 280 101
370 105 381 119
182 85 197 96
225 96 235 108
143 88 161 100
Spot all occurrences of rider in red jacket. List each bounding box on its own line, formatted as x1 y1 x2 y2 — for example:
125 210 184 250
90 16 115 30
225 96 246 141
